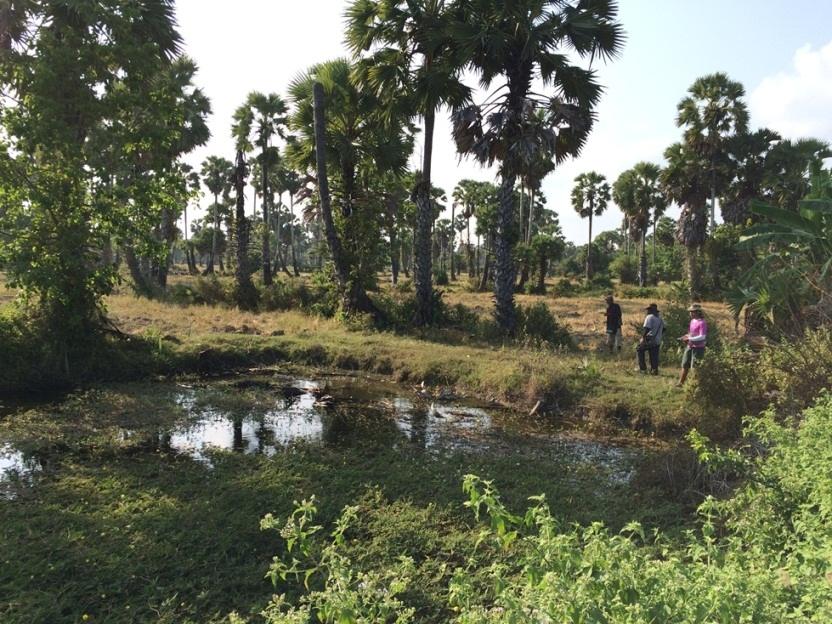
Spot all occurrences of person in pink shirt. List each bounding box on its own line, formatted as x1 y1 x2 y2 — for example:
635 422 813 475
677 303 708 386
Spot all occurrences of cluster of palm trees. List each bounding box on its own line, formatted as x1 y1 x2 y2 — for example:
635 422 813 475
188 0 622 333
570 72 830 296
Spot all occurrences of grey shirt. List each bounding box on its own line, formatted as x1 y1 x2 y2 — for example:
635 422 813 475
643 313 664 345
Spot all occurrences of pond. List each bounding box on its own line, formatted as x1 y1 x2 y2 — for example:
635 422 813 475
0 371 653 498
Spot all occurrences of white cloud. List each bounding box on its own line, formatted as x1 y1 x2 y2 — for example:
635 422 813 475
751 40 832 140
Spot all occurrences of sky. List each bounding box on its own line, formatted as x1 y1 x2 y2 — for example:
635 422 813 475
174 0 832 244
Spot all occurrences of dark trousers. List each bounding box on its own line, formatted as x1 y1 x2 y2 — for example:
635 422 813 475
637 344 660 373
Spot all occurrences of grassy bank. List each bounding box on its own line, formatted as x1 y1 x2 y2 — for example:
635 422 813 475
0 382 687 624
0 275 739 438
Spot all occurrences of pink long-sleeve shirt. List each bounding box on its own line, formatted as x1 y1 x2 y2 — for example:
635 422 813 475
688 318 707 348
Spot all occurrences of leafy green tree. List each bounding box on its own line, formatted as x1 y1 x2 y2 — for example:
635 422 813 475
0 0 200 364
572 172 611 282
232 92 288 286
677 73 749 232
347 0 470 325
200 156 234 274
452 179 480 277
452 0 623 332
613 162 666 286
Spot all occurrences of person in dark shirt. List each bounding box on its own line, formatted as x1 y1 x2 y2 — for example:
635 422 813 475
604 294 623 353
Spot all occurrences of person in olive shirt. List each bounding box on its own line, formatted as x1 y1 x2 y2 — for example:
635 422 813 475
604 294 623 353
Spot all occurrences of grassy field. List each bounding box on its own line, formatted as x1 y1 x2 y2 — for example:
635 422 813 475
0 271 738 438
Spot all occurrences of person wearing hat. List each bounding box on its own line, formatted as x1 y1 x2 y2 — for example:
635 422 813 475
637 303 664 375
604 294 623 354
677 303 708 385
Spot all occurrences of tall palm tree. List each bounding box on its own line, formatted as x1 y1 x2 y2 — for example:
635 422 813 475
200 156 233 274
232 92 288 286
661 142 710 297
452 179 478 278
613 162 666 286
452 0 623 332
231 149 259 309
572 172 611 282
287 58 412 314
677 73 748 233
346 0 470 325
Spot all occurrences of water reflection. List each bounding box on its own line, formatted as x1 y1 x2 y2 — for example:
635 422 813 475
0 375 645 488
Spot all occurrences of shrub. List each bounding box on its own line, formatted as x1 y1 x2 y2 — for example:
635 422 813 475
610 253 638 284
433 268 449 286
551 278 579 297
392 278 413 293
517 302 572 349
257 394 832 623
260 278 312 312
168 276 232 306
308 268 342 318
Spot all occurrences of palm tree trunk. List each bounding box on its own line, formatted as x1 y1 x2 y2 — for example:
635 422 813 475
537 253 547 293
685 245 701 298
413 109 436 325
261 154 273 286
233 150 257 309
639 228 647 287
207 193 218 274
585 210 593 282
476 233 481 278
527 189 535 244
479 235 491 291
466 215 473 278
652 221 657 268
518 182 524 241
450 202 456 281
494 175 517 332
290 193 300 276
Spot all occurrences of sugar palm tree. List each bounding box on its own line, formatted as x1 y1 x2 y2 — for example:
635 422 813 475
200 156 233 274
346 0 470 325
613 162 666 286
452 179 480 278
661 142 710 297
452 0 623 332
287 58 412 314
232 92 288 286
677 73 748 233
572 172 611 282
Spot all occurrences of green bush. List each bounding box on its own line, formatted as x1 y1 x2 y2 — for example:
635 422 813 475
433 268 449 286
260 278 312 312
167 276 232 306
551 278 579 297
517 302 572 349
254 394 832 623
610 253 639 284
308 268 342 318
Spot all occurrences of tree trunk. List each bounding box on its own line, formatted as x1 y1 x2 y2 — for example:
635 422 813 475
494 175 517 333
479 238 491 292
123 245 154 296
652 221 657 269
290 193 300 276
685 245 701 298
261 152 273 286
466 215 474 278
233 150 258 310
207 192 218 274
585 210 593 282
413 109 436 325
450 202 456 282
476 233 481 278
527 189 535 244
518 182 524 241
389 209 400 285
638 228 647 287
537 254 547 293
156 206 174 289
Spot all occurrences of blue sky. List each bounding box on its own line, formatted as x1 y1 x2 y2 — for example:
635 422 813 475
176 0 832 243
